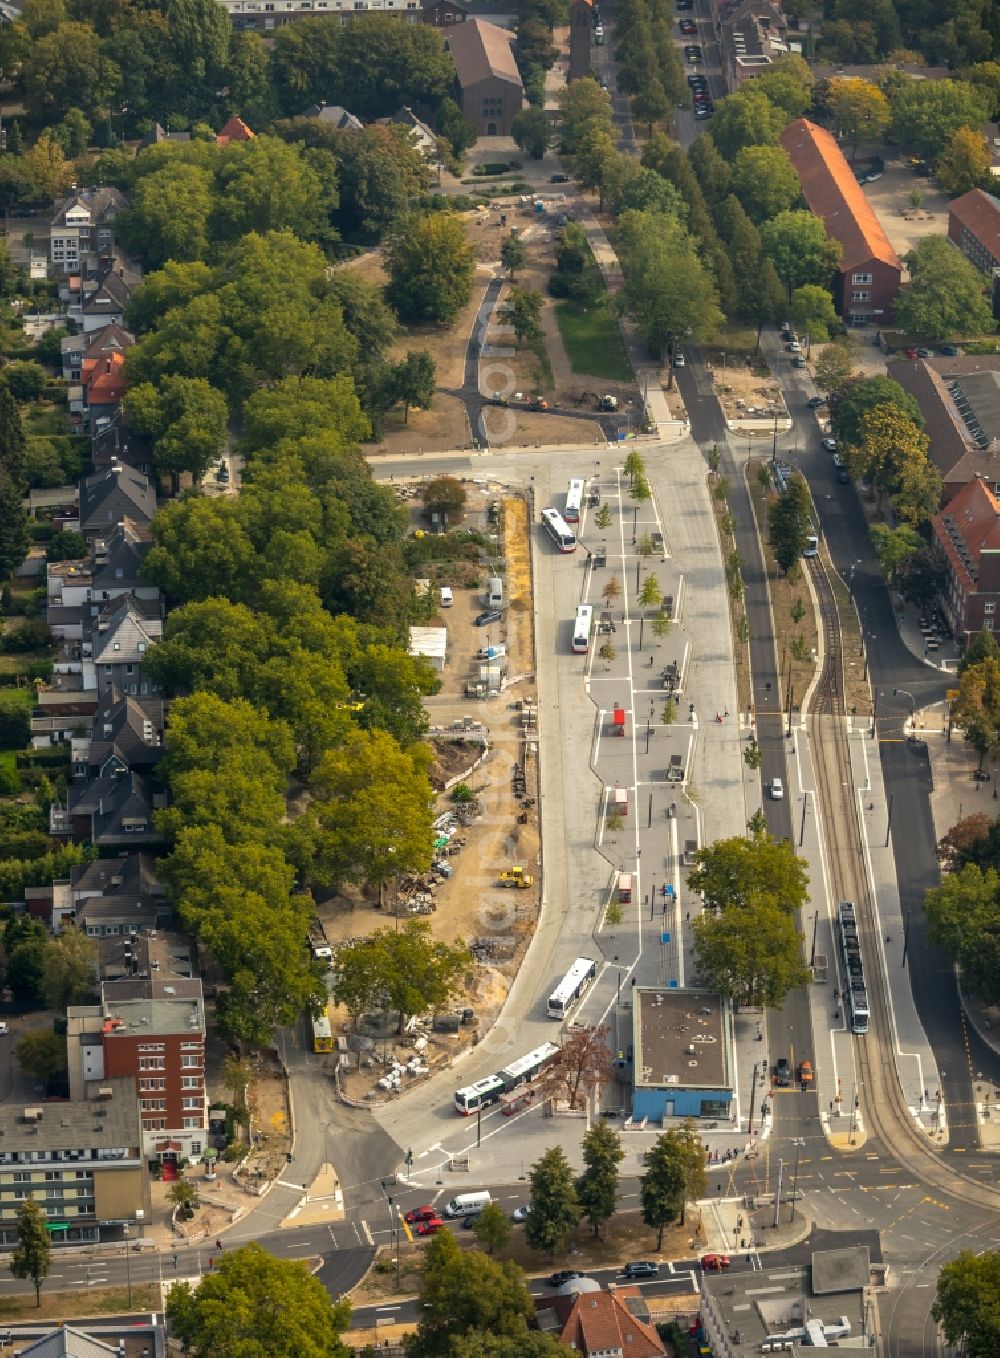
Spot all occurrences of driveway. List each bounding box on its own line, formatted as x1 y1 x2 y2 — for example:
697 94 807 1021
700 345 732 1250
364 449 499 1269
857 158 950 261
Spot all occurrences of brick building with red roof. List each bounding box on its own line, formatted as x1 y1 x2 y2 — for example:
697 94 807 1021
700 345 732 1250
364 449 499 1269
537 1285 667 1358
948 188 1000 320
931 475 1000 647
780 118 901 326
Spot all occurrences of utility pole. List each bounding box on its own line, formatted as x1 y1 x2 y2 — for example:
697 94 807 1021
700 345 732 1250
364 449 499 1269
789 1138 804 1222
773 1159 785 1228
747 1062 758 1137
809 910 819 968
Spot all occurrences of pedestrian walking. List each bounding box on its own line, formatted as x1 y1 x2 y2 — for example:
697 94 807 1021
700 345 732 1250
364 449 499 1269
172 1254 178 1269
216 1239 223 1252
208 1257 214 1270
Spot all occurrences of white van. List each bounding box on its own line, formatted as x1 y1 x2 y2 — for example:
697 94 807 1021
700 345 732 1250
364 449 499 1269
440 586 454 608
488 577 503 609
444 1190 492 1218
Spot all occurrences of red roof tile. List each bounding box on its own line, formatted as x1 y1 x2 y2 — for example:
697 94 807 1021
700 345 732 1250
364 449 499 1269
216 115 256 146
559 1289 666 1358
932 476 1000 592
780 119 901 273
949 188 1000 264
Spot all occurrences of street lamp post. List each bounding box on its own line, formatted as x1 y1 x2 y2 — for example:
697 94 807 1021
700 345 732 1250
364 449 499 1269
893 688 916 736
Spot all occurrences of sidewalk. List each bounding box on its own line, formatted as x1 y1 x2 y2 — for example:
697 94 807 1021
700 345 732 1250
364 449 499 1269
922 716 1000 1149
699 1193 812 1260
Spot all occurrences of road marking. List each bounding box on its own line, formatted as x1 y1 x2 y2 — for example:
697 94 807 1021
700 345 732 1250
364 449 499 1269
362 1219 373 1246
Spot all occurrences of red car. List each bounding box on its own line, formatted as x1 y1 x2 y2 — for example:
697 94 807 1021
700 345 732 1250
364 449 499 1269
417 1217 445 1236
404 1205 437 1225
701 1253 730 1272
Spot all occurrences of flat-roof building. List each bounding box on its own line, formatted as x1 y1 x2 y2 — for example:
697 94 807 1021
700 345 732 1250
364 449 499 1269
700 1246 872 1357
0 1078 145 1248
631 987 733 1120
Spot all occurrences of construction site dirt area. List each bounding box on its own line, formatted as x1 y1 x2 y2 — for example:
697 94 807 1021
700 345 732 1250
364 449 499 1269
314 488 542 1105
706 353 787 424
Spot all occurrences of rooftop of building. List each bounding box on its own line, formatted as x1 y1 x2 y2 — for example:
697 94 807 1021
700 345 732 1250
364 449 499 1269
0 1077 139 1153
892 354 1000 486
701 1247 871 1356
445 17 522 87
933 476 1000 591
949 188 1000 261
632 987 728 1090
780 118 901 273
100 975 205 1039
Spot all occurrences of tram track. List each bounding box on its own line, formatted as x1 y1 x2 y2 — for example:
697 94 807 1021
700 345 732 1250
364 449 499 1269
805 554 1000 1213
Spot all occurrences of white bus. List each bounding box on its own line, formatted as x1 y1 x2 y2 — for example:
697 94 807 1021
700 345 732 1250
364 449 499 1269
547 957 598 1019
541 507 577 553
454 1073 504 1115
498 1041 560 1090
564 478 586 524
572 604 594 654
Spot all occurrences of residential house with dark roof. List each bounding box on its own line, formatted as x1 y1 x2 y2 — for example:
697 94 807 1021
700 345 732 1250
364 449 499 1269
948 188 1000 319
73 693 165 782
445 18 523 135
85 594 163 698
377 106 439 157
30 687 100 750
56 854 169 938
301 103 364 129
780 118 901 324
80 269 133 334
78 462 156 543
422 0 470 25
892 354 1000 504
535 1285 667 1358
137 124 192 150
49 188 127 275
91 413 155 478
716 0 788 90
91 520 156 603
55 770 167 847
931 475 1000 648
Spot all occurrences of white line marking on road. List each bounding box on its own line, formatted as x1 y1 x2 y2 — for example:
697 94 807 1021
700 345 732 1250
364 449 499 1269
362 1220 373 1246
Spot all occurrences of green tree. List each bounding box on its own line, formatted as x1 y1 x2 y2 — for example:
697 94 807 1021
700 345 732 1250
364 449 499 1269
333 920 467 1031
832 375 923 446
576 1119 624 1239
638 574 663 610
693 899 810 1006
923 864 1000 1004
790 285 838 344
0 383 27 489
388 351 436 424
124 375 228 489
21 20 111 121
573 124 618 210
748 54 814 118
41 930 96 1010
769 474 813 574
744 259 787 352
385 212 475 324
595 503 612 531
120 161 216 268
9 1200 52 1306
618 209 723 359
473 1201 512 1255
508 287 544 345
826 77 892 161
3 362 46 403
707 87 785 159
814 342 855 393
951 657 1000 768
409 1229 534 1358
933 1248 1000 1358
526 1146 580 1260
0 471 30 580
640 1134 687 1249
556 78 613 153
167 1179 198 1214
961 62 1000 121
730 145 800 224
761 211 842 296
689 832 809 914
890 78 992 159
512 107 551 159
870 523 922 587
167 1242 350 1358
935 125 992 195
894 234 994 342
501 233 528 280
15 1030 67 1086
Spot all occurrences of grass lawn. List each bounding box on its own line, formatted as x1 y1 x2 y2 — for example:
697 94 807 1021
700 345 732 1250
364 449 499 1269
555 298 633 382
0 1283 158 1321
